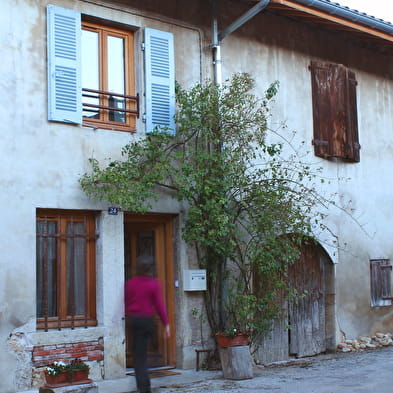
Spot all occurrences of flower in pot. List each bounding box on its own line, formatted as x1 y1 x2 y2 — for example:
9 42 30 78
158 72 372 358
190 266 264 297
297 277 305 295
214 289 256 349
44 359 90 386
44 361 69 385
67 359 90 383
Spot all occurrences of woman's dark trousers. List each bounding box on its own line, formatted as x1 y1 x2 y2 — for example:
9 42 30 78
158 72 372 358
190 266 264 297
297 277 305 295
130 317 154 393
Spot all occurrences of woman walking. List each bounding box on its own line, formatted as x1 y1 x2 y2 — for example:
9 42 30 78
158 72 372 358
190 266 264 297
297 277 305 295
125 255 170 393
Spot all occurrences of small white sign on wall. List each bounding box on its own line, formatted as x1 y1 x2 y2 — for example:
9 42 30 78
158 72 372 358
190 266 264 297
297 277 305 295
183 269 207 291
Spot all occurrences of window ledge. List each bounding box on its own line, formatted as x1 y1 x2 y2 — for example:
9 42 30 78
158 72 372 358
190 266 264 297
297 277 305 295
29 326 107 346
82 122 136 133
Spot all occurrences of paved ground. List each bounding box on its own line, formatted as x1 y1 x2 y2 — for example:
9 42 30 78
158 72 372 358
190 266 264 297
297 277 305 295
23 347 392 393
148 346 393 393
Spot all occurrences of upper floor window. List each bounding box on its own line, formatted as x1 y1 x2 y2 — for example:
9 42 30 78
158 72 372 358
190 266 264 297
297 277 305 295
46 4 175 133
82 22 137 131
310 61 360 162
36 210 98 330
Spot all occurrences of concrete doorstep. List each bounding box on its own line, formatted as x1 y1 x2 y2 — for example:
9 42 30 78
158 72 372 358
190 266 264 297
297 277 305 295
38 383 98 393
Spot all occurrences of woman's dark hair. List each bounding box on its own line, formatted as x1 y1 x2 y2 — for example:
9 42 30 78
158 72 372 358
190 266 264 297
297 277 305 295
136 255 155 276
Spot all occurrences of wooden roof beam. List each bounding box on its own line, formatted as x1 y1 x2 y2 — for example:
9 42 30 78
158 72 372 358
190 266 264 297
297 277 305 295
269 0 393 44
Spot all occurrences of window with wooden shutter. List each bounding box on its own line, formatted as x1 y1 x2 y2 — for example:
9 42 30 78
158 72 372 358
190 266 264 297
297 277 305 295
310 61 360 162
36 210 98 330
370 259 392 307
47 6 175 133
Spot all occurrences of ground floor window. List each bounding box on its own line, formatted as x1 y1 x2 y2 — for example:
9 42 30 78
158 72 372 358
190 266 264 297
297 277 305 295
36 209 98 330
370 258 392 307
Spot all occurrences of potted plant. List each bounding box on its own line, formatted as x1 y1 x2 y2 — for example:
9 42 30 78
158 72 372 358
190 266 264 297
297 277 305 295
215 326 254 380
215 283 279 348
44 359 90 387
44 361 68 385
215 328 250 348
214 289 279 380
67 359 90 383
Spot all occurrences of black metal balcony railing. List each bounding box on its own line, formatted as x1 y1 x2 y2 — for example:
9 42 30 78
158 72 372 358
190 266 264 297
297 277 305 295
82 88 139 121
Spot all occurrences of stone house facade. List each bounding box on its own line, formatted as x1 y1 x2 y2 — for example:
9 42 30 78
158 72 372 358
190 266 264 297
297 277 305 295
1 0 393 392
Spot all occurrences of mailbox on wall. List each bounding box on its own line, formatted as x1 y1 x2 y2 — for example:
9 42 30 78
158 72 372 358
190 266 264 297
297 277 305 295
183 269 207 291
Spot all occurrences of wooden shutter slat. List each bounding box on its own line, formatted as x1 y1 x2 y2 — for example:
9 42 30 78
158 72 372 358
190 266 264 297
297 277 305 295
310 61 331 158
330 64 347 159
345 70 360 162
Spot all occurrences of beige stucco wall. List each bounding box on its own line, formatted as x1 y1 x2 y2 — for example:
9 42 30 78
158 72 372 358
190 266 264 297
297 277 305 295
1 0 393 392
0 1 206 392
216 8 393 343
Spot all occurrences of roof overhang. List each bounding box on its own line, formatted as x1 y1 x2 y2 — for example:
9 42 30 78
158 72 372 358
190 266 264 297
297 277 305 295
264 0 393 51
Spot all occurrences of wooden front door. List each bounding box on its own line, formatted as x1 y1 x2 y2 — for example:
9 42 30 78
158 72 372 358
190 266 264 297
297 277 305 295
288 242 326 358
124 214 175 368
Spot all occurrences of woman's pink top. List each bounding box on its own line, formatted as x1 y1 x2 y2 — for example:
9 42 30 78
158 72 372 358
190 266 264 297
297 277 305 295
125 276 169 326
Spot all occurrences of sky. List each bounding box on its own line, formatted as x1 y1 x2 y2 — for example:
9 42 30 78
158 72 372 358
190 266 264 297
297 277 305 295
334 0 393 23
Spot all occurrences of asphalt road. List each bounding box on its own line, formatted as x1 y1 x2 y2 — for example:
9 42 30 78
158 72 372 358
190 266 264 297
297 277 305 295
154 346 393 393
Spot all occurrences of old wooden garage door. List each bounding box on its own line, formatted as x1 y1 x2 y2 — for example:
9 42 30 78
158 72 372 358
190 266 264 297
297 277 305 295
288 242 326 357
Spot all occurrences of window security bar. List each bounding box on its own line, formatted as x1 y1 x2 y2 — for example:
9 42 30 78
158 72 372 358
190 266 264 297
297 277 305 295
82 88 140 118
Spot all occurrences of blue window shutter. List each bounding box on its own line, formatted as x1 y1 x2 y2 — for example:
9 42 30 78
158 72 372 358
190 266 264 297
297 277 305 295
47 5 82 124
144 28 175 134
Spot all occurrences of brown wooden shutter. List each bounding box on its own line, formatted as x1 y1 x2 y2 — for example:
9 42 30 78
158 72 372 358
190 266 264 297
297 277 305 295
370 259 392 307
310 61 332 158
310 62 360 162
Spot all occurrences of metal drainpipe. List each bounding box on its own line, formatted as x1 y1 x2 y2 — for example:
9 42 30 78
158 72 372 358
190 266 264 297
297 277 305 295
211 0 271 331
212 0 270 86
212 17 222 86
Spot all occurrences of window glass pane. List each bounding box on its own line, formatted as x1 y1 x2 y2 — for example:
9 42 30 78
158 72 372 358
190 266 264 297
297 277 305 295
82 29 100 119
36 221 57 317
137 231 156 275
66 221 86 316
107 35 126 123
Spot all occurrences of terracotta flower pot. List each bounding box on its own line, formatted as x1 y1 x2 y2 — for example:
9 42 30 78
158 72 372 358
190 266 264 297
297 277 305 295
67 369 90 383
215 333 250 348
44 368 90 387
44 370 69 386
